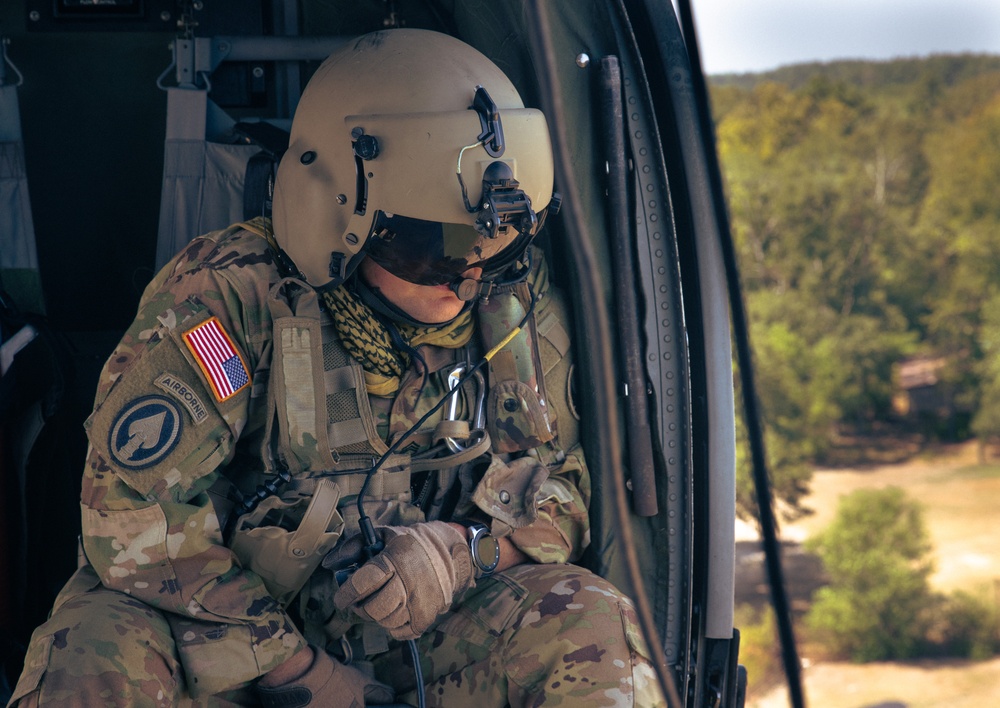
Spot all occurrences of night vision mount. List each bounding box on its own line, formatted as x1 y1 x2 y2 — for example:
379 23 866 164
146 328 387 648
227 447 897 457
460 86 540 242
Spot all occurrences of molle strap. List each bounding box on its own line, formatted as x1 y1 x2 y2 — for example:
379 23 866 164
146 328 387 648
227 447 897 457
478 282 556 453
324 466 411 498
318 311 390 458
262 278 339 474
414 428 492 471
535 309 572 374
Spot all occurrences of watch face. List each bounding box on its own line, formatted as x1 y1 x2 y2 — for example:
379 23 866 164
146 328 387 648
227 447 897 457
470 524 500 574
477 534 500 570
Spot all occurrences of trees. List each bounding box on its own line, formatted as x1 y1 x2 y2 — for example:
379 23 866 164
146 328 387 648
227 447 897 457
919 94 1000 440
971 292 1000 449
711 56 1000 515
803 486 1000 661
804 487 935 661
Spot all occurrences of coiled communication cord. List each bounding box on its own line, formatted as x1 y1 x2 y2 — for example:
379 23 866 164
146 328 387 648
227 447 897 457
352 289 536 708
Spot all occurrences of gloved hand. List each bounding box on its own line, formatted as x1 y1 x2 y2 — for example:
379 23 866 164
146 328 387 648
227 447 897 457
333 521 475 640
256 647 394 708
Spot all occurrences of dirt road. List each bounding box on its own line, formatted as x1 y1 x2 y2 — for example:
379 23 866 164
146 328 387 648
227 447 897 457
751 656 1000 708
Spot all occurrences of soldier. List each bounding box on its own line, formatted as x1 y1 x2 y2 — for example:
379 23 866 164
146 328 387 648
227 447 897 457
9 29 665 707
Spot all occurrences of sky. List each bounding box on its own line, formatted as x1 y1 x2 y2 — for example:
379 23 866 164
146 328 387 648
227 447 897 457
686 0 1000 75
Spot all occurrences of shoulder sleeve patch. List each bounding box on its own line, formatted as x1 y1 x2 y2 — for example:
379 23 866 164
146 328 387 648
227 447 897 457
107 395 183 470
85 321 245 499
182 316 251 402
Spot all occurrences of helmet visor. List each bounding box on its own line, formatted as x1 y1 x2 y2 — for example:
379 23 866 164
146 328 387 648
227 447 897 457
365 212 527 286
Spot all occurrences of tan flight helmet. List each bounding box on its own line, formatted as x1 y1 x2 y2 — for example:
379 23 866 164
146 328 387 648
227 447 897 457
271 29 555 293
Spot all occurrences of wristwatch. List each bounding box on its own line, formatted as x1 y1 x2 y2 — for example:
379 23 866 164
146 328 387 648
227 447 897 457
466 522 500 578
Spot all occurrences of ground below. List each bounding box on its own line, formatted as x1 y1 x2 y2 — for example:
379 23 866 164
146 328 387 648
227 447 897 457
735 440 1000 708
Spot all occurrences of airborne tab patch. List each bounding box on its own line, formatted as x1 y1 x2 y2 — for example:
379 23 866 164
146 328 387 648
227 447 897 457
182 317 251 402
155 373 210 424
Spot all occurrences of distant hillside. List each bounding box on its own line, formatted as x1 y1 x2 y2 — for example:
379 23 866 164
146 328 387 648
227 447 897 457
709 53 1000 91
709 49 1000 519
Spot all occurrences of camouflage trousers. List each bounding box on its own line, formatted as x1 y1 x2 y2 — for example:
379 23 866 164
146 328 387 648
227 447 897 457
9 563 665 707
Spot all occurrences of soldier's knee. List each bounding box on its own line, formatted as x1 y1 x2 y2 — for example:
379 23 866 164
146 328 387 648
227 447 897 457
498 564 666 706
501 562 639 628
8 588 181 707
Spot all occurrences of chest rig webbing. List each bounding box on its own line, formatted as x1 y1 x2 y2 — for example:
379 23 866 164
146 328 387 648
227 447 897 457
229 253 559 606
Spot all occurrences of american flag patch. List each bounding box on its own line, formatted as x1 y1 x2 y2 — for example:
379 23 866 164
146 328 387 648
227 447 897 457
182 317 250 402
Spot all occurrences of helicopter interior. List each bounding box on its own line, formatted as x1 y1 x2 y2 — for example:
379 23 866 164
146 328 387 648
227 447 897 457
0 2 760 706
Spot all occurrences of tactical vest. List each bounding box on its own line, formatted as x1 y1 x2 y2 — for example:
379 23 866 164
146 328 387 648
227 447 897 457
227 260 576 608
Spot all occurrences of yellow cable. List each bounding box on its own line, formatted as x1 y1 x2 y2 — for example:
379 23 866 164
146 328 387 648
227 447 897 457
484 326 522 361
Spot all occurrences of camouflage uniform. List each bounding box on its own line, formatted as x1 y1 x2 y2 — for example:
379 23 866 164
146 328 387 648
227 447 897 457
9 223 664 707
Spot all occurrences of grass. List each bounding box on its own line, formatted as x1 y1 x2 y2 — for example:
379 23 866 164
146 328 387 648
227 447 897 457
947 463 1000 480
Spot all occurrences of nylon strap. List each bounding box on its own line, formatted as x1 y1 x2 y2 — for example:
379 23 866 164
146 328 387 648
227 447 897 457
261 278 339 474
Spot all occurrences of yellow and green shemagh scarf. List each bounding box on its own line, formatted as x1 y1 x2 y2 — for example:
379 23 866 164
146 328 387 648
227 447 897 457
320 286 474 397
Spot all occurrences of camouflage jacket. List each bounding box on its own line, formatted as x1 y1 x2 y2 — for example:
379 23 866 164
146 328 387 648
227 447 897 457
78 222 590 695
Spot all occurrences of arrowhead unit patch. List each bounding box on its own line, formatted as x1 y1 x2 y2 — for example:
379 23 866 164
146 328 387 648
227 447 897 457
182 316 251 402
108 395 183 470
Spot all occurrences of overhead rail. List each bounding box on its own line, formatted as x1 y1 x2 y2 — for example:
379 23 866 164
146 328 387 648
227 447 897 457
157 36 347 90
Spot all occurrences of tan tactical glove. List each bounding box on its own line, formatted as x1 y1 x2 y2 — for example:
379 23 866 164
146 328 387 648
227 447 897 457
333 521 475 640
256 647 394 708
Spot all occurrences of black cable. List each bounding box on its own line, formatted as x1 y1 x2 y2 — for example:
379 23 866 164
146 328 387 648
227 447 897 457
355 289 537 553
523 3 684 705
407 638 426 708
350 288 536 708
674 1 806 705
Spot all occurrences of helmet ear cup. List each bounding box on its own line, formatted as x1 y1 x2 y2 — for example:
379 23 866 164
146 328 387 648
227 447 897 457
270 29 554 290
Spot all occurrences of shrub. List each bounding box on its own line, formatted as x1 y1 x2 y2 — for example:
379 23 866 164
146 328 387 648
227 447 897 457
804 486 937 661
931 588 1000 660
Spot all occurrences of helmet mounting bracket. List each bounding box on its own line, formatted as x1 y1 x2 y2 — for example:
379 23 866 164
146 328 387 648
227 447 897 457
472 85 505 158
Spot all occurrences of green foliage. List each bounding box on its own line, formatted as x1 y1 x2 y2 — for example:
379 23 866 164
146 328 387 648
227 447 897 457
920 95 1000 360
972 293 1000 441
804 487 936 661
733 604 783 693
930 588 1000 660
711 54 1000 93
712 54 1000 511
